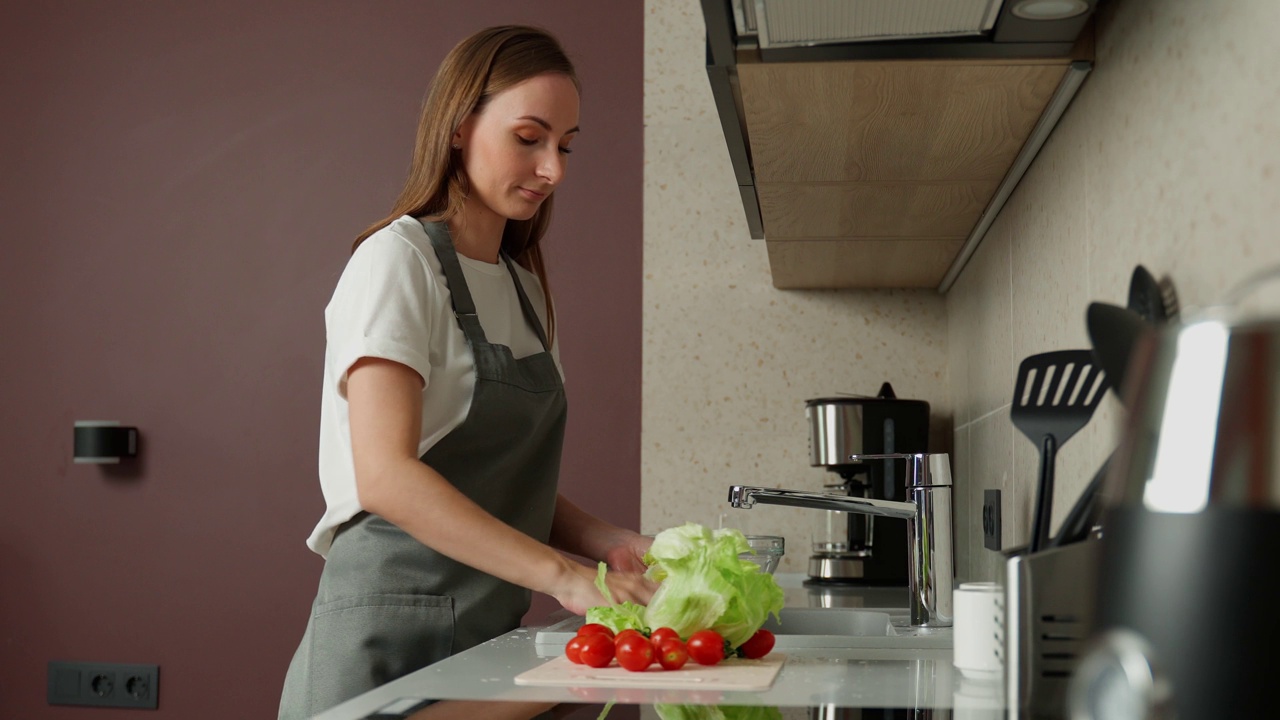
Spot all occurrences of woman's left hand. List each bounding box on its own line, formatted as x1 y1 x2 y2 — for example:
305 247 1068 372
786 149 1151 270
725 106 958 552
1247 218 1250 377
604 531 652 574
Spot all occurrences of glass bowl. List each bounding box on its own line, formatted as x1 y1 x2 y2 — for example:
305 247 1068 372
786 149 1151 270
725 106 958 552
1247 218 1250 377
740 535 785 574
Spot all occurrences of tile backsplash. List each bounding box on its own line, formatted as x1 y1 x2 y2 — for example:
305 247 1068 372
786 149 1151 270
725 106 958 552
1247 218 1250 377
642 0 1280 583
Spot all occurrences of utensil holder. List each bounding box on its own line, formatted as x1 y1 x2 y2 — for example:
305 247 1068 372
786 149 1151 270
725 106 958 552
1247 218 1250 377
1005 539 1100 719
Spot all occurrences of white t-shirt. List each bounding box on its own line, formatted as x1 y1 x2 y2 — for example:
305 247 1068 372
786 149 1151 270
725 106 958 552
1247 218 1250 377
307 215 562 557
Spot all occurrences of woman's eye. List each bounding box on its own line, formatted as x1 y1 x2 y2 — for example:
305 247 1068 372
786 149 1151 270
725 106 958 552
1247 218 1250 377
516 135 538 146
559 146 573 155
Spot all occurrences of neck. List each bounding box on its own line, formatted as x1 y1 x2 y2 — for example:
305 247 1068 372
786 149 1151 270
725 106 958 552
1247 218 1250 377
448 202 505 264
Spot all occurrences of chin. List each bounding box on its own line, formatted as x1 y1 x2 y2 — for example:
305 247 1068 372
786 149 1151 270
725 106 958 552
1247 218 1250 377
506 205 541 222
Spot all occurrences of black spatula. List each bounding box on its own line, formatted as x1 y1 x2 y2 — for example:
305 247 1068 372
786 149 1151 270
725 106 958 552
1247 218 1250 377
1011 350 1110 553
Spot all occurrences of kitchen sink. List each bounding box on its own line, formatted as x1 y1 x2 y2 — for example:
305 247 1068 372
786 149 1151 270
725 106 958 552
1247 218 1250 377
761 607 892 641
533 606 951 651
762 607 950 649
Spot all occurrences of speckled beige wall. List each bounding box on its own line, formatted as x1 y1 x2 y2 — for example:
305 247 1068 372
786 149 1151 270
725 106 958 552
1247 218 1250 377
641 0 950 575
948 0 1280 583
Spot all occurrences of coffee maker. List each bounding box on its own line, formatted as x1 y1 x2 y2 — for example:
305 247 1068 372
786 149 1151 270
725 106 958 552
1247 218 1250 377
805 382 930 585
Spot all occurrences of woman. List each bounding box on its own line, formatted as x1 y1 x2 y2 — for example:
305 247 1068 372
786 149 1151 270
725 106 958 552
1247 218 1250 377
279 26 654 719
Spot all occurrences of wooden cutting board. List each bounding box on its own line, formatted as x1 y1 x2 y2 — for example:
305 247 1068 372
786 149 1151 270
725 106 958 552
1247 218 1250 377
514 655 785 691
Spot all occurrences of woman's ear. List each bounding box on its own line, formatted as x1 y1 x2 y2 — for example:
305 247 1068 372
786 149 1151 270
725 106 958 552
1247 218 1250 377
453 114 477 151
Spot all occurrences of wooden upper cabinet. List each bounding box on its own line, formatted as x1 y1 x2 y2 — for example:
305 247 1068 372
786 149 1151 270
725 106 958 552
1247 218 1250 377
734 54 1088 289
741 62 1068 183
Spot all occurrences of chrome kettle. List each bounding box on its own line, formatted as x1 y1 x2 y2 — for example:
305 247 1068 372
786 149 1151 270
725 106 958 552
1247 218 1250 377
1070 268 1280 720
1103 272 1280 513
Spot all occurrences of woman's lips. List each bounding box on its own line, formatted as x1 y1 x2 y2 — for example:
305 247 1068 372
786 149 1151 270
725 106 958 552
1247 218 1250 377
518 187 547 201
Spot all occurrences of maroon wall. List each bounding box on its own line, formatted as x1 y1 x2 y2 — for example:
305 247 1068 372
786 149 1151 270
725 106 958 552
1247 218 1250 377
0 2 642 717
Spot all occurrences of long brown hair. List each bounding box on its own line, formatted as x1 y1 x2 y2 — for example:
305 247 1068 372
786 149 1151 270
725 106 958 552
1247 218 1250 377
354 25 578 345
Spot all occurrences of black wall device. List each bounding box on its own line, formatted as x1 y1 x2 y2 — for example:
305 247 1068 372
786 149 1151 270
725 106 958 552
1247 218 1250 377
73 421 138 464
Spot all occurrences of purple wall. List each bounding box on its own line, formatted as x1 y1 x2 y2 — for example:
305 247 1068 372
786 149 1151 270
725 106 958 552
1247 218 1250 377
0 2 642 717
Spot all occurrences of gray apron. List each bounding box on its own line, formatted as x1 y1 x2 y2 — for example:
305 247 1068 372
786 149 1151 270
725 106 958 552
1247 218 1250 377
279 220 567 719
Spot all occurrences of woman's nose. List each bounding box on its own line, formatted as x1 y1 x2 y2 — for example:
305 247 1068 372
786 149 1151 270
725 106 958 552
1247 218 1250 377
538 149 565 186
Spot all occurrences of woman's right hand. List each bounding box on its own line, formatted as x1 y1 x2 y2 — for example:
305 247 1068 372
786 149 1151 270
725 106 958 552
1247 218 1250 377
552 559 656 616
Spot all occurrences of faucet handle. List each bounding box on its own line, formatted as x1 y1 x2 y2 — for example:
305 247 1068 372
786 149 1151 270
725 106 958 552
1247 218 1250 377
848 453 952 488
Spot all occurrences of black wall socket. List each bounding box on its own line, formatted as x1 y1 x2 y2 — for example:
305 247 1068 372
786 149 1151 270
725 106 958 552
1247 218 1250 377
48 661 159 709
983 489 1002 551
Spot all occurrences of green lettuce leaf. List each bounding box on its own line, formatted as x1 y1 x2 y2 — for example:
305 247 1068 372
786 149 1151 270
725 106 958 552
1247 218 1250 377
642 523 785 648
583 523 785 648
653 705 784 720
585 561 648 632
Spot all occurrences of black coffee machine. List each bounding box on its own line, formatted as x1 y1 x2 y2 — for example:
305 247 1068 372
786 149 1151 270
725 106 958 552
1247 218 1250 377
804 382 930 585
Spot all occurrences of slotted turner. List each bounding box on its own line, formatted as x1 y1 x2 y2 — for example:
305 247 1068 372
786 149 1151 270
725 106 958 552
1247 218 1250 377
1011 350 1110 553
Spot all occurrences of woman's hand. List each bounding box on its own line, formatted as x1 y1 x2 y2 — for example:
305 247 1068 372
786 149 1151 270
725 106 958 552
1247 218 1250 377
604 531 653 574
552 559 656 616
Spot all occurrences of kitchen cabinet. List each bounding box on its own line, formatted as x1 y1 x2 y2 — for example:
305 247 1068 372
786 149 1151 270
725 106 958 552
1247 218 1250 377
703 2 1095 291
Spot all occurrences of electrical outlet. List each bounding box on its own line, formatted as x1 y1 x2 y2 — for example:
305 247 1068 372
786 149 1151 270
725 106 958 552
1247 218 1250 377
983 489 1002 551
48 661 159 709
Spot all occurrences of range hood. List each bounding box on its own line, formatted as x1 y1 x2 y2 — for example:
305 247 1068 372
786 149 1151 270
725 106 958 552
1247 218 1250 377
734 0 1004 48
703 0 1098 290
723 0 1095 57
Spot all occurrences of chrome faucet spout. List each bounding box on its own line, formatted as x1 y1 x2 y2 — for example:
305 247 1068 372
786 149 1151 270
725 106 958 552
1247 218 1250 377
728 452 955 628
727 487 916 519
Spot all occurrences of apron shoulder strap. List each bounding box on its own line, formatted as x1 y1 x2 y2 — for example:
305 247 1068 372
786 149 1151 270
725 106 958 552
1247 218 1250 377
420 220 489 346
501 254 552 353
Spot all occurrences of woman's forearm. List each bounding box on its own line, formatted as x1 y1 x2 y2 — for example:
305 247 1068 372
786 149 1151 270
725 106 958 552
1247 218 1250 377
345 357 653 612
359 462 653 613
360 458 573 597
548 493 629 562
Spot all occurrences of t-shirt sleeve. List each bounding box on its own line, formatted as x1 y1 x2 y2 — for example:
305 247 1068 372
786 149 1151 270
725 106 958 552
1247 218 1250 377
325 233 436 399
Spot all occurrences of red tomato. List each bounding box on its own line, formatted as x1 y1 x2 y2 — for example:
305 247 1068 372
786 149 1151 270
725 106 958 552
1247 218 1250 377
657 639 689 670
649 627 680 649
565 636 587 664
578 633 615 668
614 628 645 645
686 630 726 666
578 623 615 640
615 633 655 672
738 629 775 659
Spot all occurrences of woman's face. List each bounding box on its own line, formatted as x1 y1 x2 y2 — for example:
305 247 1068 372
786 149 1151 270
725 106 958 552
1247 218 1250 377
455 72 580 223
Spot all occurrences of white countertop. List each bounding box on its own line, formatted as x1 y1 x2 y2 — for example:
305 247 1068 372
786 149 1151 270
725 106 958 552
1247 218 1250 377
313 574 1004 720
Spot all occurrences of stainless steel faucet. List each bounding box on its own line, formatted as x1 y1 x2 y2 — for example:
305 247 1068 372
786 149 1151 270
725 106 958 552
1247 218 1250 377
728 452 954 628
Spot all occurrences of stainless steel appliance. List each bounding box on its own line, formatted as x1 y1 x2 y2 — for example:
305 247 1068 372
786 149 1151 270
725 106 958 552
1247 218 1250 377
804 382 931 584
1069 270 1280 720
1007 537 1101 719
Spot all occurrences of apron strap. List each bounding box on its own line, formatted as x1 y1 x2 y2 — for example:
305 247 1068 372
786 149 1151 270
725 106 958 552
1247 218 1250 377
420 220 490 347
501 254 552 353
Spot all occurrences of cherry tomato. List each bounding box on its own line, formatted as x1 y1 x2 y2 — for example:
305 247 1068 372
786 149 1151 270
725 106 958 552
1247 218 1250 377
578 632 615 668
615 633 655 672
686 630 726 666
738 629 775 659
565 636 587 664
578 623 615 640
657 639 689 670
649 627 680 649
614 628 645 645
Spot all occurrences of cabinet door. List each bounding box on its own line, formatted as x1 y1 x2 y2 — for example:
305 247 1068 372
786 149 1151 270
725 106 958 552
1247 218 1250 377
738 60 1071 289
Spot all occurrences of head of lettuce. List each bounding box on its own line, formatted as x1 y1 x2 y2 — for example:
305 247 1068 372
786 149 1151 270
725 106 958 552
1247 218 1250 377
586 523 785 649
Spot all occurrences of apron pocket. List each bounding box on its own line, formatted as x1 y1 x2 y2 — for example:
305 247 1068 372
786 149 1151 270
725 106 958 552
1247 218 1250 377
311 593 455 695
